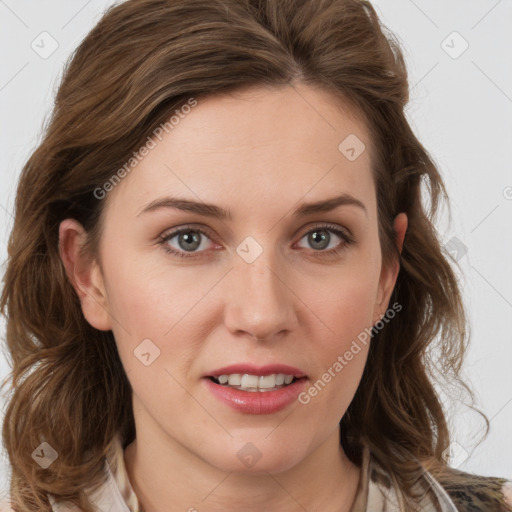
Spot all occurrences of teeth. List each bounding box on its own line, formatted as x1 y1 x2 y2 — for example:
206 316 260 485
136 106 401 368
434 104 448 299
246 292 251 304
258 375 276 389
228 374 242 386
213 373 298 390
241 374 259 388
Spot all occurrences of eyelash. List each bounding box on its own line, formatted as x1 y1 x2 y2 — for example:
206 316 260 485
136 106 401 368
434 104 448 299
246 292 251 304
157 223 355 260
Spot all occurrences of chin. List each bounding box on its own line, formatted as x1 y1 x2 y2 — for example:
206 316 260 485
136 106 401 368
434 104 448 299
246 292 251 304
202 437 306 475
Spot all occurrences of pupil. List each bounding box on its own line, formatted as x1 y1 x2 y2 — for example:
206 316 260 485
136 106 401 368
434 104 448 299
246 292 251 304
310 230 329 250
179 231 200 251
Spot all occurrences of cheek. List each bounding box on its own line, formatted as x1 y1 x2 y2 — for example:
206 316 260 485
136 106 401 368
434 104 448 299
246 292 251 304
303 257 380 347
102 243 207 335
101 247 217 390
308 281 374 389
298 273 375 419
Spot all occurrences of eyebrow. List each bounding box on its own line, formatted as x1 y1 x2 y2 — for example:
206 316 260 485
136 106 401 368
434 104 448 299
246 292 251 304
137 192 367 220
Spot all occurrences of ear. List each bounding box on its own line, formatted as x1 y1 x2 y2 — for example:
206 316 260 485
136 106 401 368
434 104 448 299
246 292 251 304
58 218 113 331
373 212 408 323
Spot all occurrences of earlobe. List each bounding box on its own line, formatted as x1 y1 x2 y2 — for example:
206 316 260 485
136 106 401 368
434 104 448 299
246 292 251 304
58 219 113 331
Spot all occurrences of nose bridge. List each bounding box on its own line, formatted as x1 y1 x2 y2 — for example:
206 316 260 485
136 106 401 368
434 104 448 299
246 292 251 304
224 238 297 340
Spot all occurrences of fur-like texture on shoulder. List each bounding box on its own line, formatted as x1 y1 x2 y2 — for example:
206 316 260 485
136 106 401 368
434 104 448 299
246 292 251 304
439 469 512 512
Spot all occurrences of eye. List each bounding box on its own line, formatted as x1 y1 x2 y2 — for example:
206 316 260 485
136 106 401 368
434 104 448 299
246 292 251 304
295 223 354 257
158 226 218 258
157 223 355 259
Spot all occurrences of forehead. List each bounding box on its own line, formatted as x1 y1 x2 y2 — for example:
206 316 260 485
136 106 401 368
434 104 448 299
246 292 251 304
104 83 376 220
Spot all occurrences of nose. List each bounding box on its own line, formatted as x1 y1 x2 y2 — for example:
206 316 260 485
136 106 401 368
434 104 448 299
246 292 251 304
223 250 298 342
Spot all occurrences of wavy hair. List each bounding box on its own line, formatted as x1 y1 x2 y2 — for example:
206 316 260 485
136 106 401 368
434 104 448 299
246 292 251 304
1 0 507 511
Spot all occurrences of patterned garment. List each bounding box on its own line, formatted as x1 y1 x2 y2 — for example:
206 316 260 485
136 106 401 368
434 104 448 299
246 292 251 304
47 434 512 512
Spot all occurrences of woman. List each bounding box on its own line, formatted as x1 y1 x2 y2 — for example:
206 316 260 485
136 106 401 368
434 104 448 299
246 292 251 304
1 0 510 511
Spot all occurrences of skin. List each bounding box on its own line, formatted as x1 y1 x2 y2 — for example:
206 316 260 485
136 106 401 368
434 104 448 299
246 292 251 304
59 83 407 512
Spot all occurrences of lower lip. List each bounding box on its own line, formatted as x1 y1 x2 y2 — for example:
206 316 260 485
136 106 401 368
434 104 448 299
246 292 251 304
203 377 308 415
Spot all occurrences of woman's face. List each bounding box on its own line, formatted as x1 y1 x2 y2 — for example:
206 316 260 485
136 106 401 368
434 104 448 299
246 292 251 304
63 83 406 474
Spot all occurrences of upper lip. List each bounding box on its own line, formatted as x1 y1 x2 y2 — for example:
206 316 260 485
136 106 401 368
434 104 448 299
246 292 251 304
206 364 307 378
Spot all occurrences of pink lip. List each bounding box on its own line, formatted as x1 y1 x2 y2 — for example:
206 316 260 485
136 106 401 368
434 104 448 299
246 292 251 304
206 363 306 378
203 377 307 415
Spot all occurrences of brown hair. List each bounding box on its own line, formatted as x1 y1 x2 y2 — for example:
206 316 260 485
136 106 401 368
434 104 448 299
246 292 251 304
1 0 509 511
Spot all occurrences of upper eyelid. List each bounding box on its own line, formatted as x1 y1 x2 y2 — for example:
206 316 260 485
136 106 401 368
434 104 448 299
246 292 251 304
159 224 216 242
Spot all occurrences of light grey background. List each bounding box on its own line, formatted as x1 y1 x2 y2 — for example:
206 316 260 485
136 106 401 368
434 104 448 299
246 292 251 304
0 0 511 494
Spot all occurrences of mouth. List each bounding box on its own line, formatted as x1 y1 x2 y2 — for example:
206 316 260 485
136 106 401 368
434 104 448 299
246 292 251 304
205 363 307 392
207 373 305 392
203 364 308 414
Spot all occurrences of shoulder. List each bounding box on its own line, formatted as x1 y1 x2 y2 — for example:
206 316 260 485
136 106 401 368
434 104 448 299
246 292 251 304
502 480 512 509
438 470 512 512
